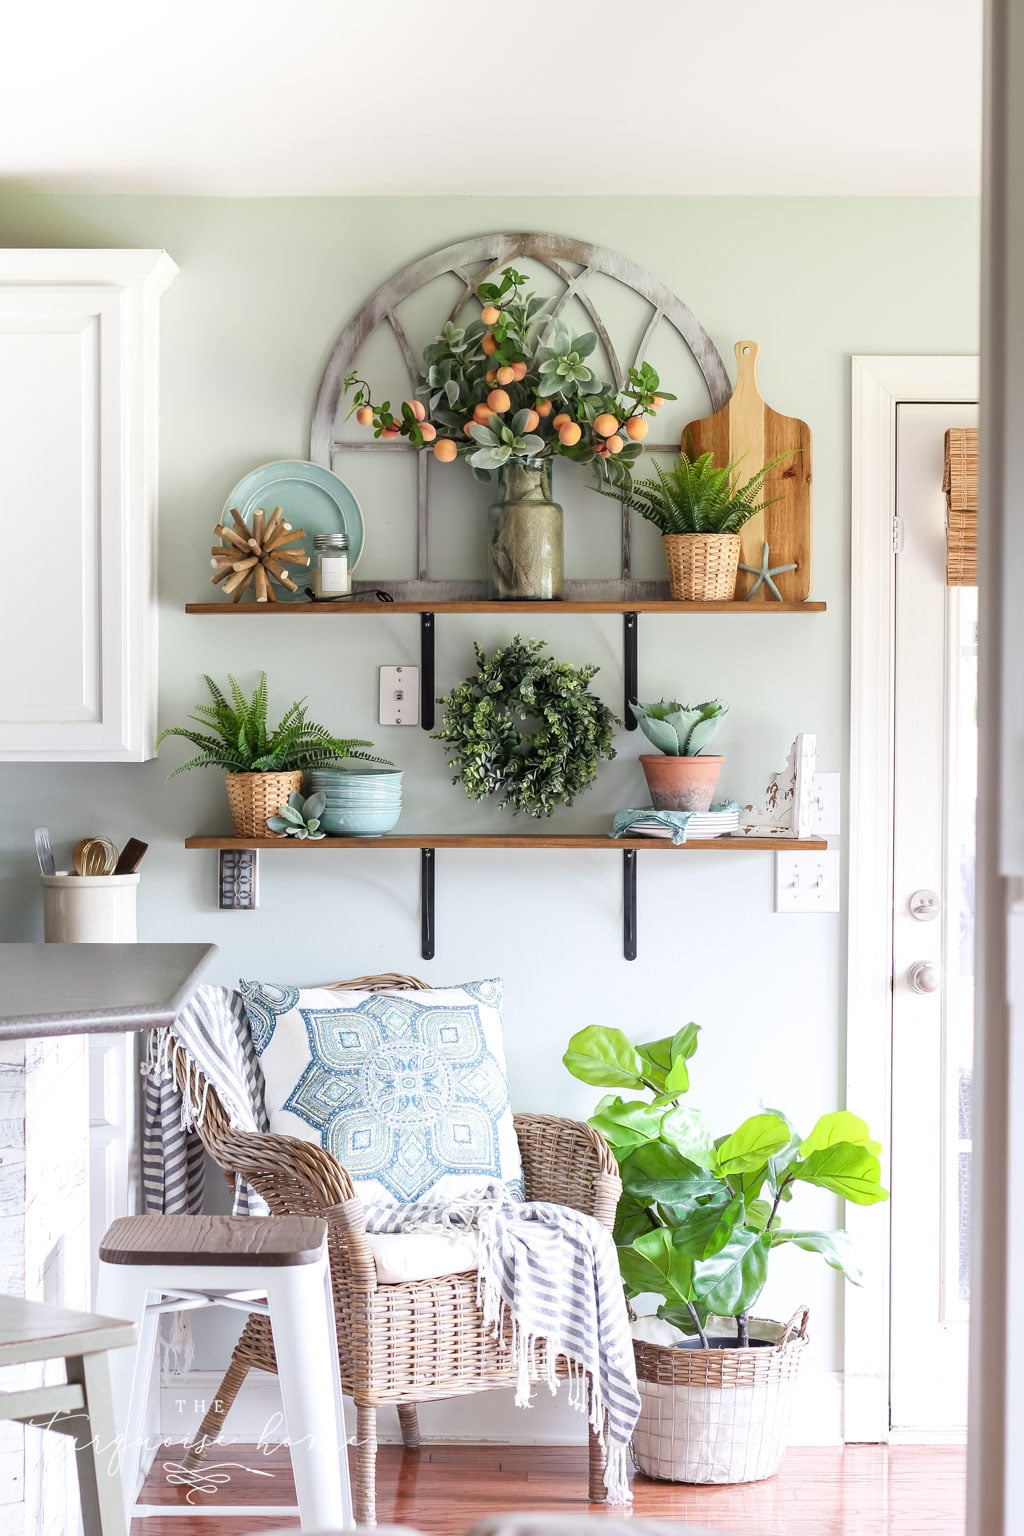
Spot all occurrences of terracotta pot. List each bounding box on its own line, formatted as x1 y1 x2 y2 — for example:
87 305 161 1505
640 754 724 813
225 770 303 837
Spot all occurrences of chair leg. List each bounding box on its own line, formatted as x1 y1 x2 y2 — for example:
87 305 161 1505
266 1262 350 1532
397 1403 421 1450
66 1351 129 1536
355 1402 378 1527
183 1346 252 1469
588 1416 607 1503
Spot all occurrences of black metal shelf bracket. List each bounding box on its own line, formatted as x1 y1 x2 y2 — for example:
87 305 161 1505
623 849 637 961
420 848 436 960
624 611 638 729
420 612 435 730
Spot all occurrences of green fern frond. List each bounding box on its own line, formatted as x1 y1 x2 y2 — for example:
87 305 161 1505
155 674 386 779
590 448 795 535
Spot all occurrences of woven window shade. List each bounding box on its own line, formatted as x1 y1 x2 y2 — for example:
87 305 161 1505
943 427 978 586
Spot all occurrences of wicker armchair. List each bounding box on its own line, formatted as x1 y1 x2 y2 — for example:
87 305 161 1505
177 974 622 1527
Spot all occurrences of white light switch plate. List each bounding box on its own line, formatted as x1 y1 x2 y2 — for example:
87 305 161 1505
774 850 841 913
812 772 841 835
378 665 419 726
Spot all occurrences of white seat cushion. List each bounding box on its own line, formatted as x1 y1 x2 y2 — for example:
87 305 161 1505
365 1231 479 1285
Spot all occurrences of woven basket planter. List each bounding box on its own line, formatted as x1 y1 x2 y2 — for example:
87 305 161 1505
663 533 741 601
631 1309 809 1485
225 771 303 838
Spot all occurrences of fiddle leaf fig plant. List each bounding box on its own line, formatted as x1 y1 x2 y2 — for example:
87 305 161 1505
630 699 728 756
563 1024 887 1347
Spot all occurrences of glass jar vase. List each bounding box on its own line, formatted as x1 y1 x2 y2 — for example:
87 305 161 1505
487 458 564 600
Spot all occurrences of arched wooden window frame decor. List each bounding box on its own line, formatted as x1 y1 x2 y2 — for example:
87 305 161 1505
310 232 732 602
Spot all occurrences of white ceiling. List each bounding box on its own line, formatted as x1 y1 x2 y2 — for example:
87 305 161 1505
0 0 983 197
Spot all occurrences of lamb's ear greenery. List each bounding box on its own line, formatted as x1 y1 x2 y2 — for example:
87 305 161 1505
155 673 391 776
562 1023 887 1337
591 447 794 536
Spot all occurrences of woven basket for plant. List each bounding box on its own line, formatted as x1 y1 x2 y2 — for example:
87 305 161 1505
225 771 303 838
663 533 741 601
631 1309 809 1485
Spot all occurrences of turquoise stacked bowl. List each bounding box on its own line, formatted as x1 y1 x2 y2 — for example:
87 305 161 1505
307 767 403 836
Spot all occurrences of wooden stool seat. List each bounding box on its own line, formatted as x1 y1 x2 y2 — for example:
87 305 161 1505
0 1295 137 1536
99 1213 327 1267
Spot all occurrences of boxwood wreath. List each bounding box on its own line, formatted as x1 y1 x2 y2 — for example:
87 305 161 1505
433 636 618 818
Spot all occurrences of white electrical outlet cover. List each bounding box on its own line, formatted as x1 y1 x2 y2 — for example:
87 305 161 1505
774 850 841 913
378 665 419 726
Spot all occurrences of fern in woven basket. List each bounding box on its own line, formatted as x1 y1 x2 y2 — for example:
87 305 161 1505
592 447 789 536
155 672 388 775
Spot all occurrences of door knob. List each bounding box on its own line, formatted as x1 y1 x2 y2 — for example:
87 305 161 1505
908 960 941 994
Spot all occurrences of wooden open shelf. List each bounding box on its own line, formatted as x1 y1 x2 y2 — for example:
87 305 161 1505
185 599 826 615
191 831 829 962
186 833 825 852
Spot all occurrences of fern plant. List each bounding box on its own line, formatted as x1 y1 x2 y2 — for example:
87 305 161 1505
591 448 790 535
155 673 388 776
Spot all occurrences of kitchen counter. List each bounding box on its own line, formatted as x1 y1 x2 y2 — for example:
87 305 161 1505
0 942 216 1040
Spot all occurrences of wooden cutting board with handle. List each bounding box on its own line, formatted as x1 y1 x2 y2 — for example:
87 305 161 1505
681 340 812 602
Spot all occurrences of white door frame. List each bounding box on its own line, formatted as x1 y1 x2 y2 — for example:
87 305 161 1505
847 355 979 1442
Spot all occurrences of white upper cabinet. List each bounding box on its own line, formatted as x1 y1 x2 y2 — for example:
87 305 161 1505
0 249 178 760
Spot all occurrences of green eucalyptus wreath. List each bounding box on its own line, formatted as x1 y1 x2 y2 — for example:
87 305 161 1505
432 636 619 818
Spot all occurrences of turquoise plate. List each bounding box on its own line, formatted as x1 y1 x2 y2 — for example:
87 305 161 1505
221 460 365 599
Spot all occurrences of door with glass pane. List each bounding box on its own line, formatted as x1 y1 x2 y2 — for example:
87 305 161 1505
889 401 978 1434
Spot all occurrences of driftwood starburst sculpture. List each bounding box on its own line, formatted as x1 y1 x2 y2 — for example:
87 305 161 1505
210 506 310 603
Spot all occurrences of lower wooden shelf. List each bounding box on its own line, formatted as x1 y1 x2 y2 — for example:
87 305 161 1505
185 833 823 852
187 832 827 961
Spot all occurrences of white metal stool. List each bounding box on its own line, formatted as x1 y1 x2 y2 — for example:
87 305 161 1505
0 1295 137 1535
95 1213 352 1532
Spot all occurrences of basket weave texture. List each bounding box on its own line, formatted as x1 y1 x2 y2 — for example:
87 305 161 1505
175 973 622 1526
631 1310 809 1485
225 771 303 837
663 533 740 601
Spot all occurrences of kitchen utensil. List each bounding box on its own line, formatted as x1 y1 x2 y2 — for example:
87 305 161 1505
221 460 365 600
113 838 149 876
681 340 813 601
33 827 56 876
72 837 119 877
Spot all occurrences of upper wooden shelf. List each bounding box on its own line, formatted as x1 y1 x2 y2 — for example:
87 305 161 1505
185 599 826 615
186 833 827 852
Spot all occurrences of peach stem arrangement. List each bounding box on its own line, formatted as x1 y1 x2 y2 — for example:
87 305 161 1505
344 266 675 489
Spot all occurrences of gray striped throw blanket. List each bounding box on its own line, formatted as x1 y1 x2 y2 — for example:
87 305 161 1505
144 986 639 1502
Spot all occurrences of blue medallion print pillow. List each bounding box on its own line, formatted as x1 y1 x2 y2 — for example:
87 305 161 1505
239 978 523 1207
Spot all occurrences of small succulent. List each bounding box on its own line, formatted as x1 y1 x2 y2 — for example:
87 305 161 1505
267 791 327 839
467 409 546 471
630 699 728 756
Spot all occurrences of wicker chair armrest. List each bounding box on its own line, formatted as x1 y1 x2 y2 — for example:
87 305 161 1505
189 1118 380 1290
513 1112 621 1231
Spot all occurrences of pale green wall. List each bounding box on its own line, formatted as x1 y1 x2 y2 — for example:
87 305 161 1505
0 195 979 1427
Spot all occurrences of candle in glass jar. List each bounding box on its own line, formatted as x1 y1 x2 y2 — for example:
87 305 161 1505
312 532 351 598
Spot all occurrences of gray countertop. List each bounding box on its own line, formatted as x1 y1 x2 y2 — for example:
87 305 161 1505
0 943 217 1040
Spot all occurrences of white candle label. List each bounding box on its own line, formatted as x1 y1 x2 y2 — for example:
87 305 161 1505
317 555 349 595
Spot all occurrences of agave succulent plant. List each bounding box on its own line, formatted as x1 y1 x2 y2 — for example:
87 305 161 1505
267 791 327 839
592 448 788 535
630 700 728 757
155 673 388 776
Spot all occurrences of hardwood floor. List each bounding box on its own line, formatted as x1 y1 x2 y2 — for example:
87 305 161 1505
132 1442 966 1534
